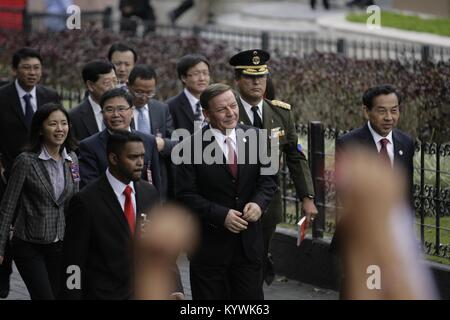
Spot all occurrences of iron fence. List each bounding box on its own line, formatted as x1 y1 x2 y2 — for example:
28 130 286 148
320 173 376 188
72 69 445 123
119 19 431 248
282 122 450 262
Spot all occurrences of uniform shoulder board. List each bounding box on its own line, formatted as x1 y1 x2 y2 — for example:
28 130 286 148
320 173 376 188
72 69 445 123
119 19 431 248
271 100 291 110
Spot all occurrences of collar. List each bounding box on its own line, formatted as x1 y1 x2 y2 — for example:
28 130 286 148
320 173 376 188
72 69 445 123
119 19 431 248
135 104 149 113
38 146 71 162
210 126 237 146
107 127 132 135
15 79 36 99
88 95 102 115
106 168 135 197
367 121 393 145
184 88 199 107
239 96 263 112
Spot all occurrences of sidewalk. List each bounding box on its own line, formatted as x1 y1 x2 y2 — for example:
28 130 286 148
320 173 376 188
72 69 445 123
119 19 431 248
4 255 338 300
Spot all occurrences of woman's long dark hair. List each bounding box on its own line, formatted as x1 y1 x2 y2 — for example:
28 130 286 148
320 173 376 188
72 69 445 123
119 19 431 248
27 103 78 153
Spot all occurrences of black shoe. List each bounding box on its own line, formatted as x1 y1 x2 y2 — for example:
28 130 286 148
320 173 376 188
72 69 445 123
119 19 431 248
0 277 10 299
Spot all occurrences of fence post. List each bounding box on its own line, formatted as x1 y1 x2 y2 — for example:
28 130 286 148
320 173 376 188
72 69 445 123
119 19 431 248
421 45 431 63
261 32 269 51
22 8 31 33
337 38 346 56
309 121 325 239
102 7 112 29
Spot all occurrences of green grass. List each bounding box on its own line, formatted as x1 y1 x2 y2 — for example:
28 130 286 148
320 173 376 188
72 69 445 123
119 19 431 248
346 11 450 37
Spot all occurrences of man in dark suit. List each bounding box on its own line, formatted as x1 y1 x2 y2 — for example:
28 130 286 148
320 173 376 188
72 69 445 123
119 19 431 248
78 88 161 192
229 49 317 286
127 64 176 199
335 84 414 205
175 83 277 300
331 84 415 298
166 54 210 135
60 131 160 299
69 60 117 142
0 47 60 298
108 43 137 86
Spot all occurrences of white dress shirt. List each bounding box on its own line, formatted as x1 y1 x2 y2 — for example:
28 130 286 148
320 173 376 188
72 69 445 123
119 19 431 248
88 95 104 132
106 168 136 218
184 88 204 122
15 79 37 114
239 97 263 125
368 121 394 166
210 126 238 162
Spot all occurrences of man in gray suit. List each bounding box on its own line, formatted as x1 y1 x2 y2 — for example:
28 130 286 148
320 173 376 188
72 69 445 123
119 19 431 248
127 65 177 199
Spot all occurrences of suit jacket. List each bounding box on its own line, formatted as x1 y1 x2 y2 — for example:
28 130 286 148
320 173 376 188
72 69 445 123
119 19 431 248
132 99 177 199
166 91 196 135
0 151 79 256
78 129 162 192
69 98 99 142
336 123 415 204
0 82 60 176
237 97 315 226
331 123 415 253
60 174 159 300
174 124 277 264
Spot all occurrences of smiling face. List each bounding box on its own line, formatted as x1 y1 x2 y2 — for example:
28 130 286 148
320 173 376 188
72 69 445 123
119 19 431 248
203 89 239 134
363 93 400 137
102 96 134 131
13 57 42 91
41 110 69 149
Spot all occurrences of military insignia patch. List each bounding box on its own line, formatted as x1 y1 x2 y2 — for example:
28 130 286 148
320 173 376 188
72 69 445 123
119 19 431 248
271 100 291 110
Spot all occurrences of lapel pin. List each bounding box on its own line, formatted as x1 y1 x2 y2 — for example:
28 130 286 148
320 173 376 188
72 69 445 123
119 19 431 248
240 121 244 124
243 137 247 143
399 150 403 156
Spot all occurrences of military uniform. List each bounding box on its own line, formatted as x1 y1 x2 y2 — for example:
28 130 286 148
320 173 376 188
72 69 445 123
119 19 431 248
230 49 315 285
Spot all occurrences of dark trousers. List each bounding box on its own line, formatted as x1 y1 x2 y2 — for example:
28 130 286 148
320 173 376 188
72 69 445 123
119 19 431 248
190 238 263 300
262 224 276 283
0 239 12 287
310 0 330 9
11 237 63 300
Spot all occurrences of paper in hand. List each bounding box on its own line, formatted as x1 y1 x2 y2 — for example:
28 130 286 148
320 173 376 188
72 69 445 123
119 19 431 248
297 216 307 246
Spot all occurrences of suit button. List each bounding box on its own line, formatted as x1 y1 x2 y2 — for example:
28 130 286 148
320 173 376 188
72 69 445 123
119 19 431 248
232 179 236 183
235 196 239 200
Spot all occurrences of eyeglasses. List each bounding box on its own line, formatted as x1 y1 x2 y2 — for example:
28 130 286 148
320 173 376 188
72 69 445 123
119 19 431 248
186 71 210 78
102 106 132 114
130 89 156 99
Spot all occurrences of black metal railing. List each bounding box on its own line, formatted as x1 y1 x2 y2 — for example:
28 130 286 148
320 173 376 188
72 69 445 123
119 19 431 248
281 121 450 262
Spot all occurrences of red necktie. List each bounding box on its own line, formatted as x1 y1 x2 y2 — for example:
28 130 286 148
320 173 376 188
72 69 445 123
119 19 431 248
379 138 391 166
226 138 238 179
123 185 135 235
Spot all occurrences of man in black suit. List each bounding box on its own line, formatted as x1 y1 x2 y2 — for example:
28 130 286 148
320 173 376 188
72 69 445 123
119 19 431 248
127 64 176 199
336 84 415 205
175 83 277 300
108 43 137 86
69 60 117 142
331 84 415 298
166 54 210 135
78 88 161 192
0 47 60 298
60 131 160 300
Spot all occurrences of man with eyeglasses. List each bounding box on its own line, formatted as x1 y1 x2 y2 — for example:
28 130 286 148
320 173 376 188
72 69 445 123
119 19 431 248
0 47 60 299
127 64 176 199
69 60 118 142
166 54 211 135
77 88 162 193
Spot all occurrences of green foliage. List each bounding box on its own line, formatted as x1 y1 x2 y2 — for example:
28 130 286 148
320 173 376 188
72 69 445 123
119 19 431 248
347 11 450 37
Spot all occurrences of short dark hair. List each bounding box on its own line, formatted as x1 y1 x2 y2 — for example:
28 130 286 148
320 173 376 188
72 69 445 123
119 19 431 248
177 54 210 80
106 130 143 159
107 43 138 63
128 64 157 85
28 103 78 153
82 60 116 83
362 84 402 110
99 87 133 109
200 83 234 110
12 47 43 69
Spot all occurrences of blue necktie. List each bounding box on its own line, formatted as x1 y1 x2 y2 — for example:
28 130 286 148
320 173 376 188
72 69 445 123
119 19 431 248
23 93 34 128
137 107 151 134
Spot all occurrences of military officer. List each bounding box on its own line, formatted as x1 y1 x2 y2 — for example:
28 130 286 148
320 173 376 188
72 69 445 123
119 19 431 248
229 49 318 285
